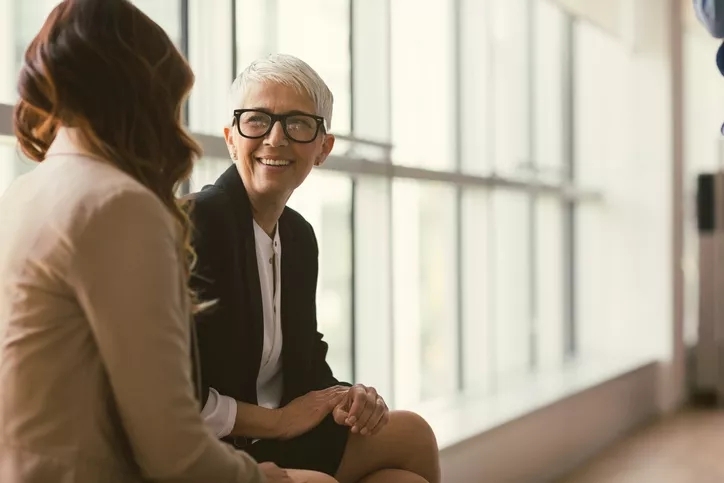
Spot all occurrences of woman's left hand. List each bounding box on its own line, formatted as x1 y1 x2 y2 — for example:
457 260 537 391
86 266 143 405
332 384 389 436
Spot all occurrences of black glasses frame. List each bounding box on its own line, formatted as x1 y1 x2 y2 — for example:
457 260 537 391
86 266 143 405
232 109 325 144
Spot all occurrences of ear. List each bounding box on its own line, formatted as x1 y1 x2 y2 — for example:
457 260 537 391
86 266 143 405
223 126 236 159
314 134 335 167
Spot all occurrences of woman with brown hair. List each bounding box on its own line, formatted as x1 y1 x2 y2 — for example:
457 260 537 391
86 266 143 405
0 0 288 481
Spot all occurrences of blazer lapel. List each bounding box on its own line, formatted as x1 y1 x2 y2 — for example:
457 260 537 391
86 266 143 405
214 165 264 395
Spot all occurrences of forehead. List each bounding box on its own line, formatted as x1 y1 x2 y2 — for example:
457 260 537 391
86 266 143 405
241 81 316 114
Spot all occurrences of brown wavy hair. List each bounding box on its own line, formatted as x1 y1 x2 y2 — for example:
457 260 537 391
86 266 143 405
13 0 201 300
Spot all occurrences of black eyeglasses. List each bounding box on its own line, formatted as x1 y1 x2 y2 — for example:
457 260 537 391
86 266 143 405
232 109 325 143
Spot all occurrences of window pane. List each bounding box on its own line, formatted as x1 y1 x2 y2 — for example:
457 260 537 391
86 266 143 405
573 20 630 189
351 0 391 146
459 0 491 175
535 196 565 368
287 171 353 382
188 1 233 134
534 0 565 182
1 1 182 104
131 0 182 47
354 175 393 399
392 179 458 406
491 190 531 379
461 188 492 395
235 0 351 135
574 203 606 356
1 0 59 103
190 157 231 193
390 0 454 169
491 0 530 175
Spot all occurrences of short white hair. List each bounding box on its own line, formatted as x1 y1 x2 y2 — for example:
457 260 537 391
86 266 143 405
228 53 334 131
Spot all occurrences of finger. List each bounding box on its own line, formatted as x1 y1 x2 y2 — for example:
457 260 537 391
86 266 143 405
346 386 367 424
316 385 347 397
370 402 389 435
332 405 349 425
353 393 377 433
361 408 384 436
328 391 347 408
360 397 385 435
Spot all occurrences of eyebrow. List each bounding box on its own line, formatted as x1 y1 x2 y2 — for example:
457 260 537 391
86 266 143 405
246 108 317 117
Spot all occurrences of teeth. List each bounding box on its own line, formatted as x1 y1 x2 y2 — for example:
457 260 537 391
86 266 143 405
259 158 291 166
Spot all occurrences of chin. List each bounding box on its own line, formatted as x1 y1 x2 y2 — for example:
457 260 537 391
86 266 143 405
254 183 294 201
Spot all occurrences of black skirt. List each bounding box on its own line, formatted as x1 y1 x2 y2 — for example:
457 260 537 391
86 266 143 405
240 414 350 476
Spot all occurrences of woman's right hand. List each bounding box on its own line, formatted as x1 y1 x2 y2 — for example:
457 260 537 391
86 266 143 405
275 386 348 440
259 462 293 482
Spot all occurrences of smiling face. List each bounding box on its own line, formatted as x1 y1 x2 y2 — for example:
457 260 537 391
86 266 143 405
223 81 335 205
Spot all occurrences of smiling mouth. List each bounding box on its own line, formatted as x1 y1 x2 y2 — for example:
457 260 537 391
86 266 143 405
256 157 292 167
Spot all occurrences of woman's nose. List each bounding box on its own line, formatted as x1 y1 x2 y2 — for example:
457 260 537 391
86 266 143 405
263 120 288 147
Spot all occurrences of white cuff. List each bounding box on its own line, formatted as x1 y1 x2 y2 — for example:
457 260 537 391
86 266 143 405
200 387 238 438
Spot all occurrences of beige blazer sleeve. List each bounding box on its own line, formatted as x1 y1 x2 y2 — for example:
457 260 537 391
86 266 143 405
67 189 264 483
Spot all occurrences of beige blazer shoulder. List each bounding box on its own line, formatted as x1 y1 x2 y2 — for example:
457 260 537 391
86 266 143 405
0 130 264 483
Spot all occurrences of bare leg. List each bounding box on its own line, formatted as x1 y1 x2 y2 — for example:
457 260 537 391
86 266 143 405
286 469 339 483
359 469 429 483
334 410 440 483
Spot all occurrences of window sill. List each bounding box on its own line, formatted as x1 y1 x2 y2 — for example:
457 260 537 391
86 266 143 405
411 354 660 451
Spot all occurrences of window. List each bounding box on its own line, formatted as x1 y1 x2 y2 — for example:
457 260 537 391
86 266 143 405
392 179 458 406
533 0 566 183
573 20 630 190
187 0 233 134
572 20 668 362
459 0 491 175
461 188 492 395
390 0 455 170
131 0 182 47
491 0 530 176
491 190 532 379
0 0 59 103
354 175 393 398
189 156 231 193
0 1 182 104
288 171 353 382
535 196 565 368
0 0 615 419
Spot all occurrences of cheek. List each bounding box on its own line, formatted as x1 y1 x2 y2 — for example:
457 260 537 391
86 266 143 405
291 145 321 168
237 137 262 162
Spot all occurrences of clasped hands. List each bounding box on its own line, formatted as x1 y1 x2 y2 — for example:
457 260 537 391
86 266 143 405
275 384 389 440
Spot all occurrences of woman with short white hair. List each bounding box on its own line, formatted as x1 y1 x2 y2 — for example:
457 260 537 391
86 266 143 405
188 53 441 483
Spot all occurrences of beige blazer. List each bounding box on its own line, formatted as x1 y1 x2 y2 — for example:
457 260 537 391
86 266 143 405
0 129 264 483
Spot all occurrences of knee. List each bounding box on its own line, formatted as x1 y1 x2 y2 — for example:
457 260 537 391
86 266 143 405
388 410 440 482
291 471 338 483
390 410 439 456
316 475 339 483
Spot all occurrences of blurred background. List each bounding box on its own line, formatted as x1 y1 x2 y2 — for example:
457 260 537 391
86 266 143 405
1 0 722 481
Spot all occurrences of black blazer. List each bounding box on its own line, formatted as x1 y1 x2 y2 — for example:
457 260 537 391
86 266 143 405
188 165 348 412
